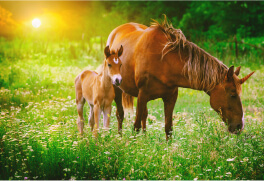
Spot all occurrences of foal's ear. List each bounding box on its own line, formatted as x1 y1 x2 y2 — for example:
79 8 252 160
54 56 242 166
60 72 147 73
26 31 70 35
234 66 241 76
225 65 234 81
118 45 123 57
104 46 111 58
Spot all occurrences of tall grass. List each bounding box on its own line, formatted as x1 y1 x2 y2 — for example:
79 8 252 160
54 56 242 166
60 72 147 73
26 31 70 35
0 38 263 180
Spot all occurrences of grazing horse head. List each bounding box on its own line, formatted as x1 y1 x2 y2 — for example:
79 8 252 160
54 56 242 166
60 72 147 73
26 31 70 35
103 45 123 86
210 66 255 134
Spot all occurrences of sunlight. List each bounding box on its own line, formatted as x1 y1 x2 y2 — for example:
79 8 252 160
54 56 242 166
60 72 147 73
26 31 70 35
32 18 41 28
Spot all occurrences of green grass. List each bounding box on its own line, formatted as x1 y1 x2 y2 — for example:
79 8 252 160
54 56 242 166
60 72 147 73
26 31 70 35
0 39 263 180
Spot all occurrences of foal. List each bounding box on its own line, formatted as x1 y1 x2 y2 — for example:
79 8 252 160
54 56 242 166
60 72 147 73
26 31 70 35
75 45 123 136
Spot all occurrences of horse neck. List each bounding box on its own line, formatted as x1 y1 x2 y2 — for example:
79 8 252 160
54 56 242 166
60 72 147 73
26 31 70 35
178 46 227 92
101 66 112 90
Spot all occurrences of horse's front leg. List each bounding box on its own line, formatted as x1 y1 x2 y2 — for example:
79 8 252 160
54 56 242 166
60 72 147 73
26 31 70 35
114 86 124 134
88 104 95 131
134 90 148 132
93 104 102 137
162 89 178 140
103 105 111 129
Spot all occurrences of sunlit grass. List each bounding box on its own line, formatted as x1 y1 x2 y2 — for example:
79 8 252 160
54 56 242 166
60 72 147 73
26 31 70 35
0 39 263 180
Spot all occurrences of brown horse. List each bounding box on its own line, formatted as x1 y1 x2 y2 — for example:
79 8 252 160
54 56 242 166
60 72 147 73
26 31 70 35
75 45 123 136
107 17 255 140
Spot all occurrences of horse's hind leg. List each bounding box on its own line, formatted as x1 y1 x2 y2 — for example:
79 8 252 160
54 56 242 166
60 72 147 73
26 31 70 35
141 106 148 132
75 76 86 134
134 90 148 132
76 97 85 134
88 104 95 131
162 89 178 141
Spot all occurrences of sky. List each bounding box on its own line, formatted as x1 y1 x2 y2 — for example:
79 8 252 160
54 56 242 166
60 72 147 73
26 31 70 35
0 1 90 22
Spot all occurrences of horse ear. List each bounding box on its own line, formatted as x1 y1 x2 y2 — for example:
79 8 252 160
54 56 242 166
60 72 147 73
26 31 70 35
234 66 241 76
104 46 111 58
226 65 234 81
240 71 255 84
118 45 123 57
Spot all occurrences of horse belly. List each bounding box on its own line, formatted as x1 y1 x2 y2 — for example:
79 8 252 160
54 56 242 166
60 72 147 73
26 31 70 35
81 71 97 105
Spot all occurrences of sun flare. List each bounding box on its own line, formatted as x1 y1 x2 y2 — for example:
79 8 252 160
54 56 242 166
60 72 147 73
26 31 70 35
32 18 41 28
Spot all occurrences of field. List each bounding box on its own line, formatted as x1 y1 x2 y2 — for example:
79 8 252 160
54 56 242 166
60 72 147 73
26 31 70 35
0 39 263 180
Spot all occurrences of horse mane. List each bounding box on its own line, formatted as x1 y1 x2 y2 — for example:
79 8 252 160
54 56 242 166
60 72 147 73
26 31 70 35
151 16 228 91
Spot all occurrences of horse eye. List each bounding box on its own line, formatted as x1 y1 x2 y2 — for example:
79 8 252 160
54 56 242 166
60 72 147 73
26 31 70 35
230 94 236 98
108 64 112 67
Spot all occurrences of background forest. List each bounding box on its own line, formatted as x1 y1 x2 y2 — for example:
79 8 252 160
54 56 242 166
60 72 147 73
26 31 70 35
1 1 264 66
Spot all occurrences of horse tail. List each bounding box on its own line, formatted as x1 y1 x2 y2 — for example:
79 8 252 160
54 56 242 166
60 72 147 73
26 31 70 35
122 92 134 120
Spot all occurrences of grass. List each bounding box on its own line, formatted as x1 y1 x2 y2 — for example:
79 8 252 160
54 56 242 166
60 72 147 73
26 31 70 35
0 38 263 180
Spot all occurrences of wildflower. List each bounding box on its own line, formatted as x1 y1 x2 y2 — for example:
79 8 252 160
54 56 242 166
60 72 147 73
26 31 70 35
227 157 236 162
24 177 28 180
123 178 126 180
104 151 110 155
108 157 111 160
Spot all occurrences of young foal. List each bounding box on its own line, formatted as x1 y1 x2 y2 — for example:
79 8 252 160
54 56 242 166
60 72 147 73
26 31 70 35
75 45 123 136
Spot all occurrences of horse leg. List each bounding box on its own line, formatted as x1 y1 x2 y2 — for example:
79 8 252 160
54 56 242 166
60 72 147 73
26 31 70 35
134 90 148 132
162 89 178 141
76 97 85 134
103 106 111 129
88 104 95 131
114 86 124 134
93 104 102 137
141 105 148 132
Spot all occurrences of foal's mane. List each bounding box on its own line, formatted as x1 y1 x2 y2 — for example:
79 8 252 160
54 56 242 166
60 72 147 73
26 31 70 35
152 16 228 91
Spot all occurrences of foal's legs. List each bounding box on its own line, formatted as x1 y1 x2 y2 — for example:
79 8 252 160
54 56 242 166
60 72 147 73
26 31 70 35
114 86 124 134
93 104 102 137
134 90 148 132
162 89 178 140
75 76 86 134
103 106 111 129
76 97 85 134
88 104 95 131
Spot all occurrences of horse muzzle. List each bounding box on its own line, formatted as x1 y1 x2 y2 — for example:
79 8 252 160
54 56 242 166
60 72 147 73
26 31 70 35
228 123 244 134
112 74 122 86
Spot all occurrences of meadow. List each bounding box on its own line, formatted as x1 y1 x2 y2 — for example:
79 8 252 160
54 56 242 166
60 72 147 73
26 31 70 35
0 38 263 180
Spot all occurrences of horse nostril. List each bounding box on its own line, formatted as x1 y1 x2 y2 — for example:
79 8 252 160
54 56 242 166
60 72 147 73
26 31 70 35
115 79 121 85
236 124 242 130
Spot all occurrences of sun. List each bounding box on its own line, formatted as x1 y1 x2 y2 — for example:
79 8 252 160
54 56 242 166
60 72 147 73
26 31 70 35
32 18 41 28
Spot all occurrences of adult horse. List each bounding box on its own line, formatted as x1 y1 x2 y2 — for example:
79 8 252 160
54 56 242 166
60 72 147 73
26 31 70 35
107 16 254 140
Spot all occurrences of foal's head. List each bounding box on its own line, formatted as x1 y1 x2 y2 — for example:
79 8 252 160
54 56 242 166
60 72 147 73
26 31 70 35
210 66 254 134
104 45 123 86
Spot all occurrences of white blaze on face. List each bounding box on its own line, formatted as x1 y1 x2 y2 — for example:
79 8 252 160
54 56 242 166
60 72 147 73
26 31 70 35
113 57 119 64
